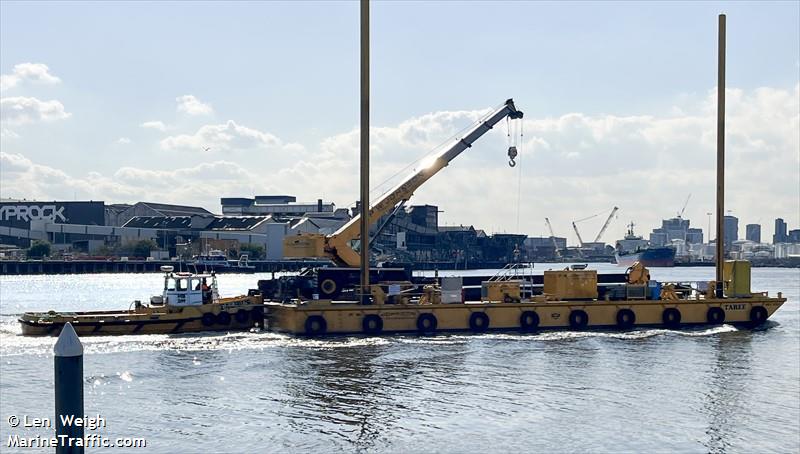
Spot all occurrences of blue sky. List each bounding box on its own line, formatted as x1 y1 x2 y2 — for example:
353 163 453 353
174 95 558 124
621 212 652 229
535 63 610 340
1 1 798 243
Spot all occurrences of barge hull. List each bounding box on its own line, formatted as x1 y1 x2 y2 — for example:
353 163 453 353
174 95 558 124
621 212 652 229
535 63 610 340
266 297 785 335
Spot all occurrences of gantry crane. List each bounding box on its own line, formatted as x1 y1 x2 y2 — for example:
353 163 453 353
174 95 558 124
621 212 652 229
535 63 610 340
281 99 524 298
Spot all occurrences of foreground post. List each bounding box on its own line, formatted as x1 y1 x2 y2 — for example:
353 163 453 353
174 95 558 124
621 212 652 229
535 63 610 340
54 323 84 454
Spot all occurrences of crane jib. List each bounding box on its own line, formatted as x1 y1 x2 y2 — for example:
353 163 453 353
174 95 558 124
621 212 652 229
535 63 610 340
325 99 524 265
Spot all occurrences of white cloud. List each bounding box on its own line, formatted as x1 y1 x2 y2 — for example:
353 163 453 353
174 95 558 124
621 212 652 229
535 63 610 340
116 137 132 145
176 95 213 115
0 151 268 206
160 120 283 151
0 63 61 91
140 120 167 132
0 96 71 125
2 85 797 245
1 128 19 139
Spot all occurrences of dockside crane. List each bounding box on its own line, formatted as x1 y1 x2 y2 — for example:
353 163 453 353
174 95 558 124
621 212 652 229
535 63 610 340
677 193 691 219
280 99 524 298
572 206 618 249
593 206 619 243
545 217 561 258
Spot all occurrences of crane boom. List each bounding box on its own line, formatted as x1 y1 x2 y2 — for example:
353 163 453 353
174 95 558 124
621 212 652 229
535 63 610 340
284 98 524 266
544 217 561 258
572 221 585 248
593 206 619 243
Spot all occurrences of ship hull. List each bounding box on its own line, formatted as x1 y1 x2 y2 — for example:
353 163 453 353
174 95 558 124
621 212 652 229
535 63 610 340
18 296 264 336
615 247 675 267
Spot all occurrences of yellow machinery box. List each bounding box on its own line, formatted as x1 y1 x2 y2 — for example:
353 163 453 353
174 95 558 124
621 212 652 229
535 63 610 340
723 260 751 297
481 281 522 302
543 270 598 300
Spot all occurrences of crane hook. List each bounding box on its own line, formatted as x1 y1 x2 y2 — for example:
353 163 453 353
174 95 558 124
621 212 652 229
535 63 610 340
507 146 518 167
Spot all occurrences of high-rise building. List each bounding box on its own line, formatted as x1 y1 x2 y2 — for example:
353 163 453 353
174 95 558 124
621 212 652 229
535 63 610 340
774 218 788 244
789 229 800 243
649 217 703 245
723 215 738 248
745 224 761 243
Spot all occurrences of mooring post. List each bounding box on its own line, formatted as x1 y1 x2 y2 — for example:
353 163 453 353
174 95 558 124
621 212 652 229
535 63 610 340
54 322 84 454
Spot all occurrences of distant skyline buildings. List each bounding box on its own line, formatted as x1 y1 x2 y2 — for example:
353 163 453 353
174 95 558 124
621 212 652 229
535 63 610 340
774 218 788 244
724 216 739 248
746 224 761 243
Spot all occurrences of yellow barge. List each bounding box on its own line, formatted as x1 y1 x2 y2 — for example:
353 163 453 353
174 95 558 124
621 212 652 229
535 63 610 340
19 266 264 336
264 262 785 336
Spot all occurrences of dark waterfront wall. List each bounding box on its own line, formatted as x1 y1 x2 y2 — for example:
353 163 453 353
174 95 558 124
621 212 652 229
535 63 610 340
0 259 326 275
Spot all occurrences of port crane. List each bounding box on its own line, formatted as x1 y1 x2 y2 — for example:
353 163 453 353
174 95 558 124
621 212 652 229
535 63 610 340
594 206 619 243
677 193 691 219
544 217 562 258
572 206 619 248
280 99 524 298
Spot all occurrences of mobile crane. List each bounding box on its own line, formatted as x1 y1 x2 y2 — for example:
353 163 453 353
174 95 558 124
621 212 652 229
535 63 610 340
272 99 524 299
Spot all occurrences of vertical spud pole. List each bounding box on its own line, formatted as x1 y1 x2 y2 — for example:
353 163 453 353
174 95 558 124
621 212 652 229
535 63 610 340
715 14 726 298
360 0 371 304
54 322 84 454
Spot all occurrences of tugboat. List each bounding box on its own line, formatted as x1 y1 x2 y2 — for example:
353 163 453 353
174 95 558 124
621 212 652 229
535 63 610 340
18 266 264 336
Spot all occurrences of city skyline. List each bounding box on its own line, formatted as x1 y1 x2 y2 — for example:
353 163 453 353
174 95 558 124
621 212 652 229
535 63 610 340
2 2 798 245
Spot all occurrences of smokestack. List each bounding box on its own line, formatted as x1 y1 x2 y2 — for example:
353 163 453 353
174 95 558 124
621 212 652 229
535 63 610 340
317 199 323 212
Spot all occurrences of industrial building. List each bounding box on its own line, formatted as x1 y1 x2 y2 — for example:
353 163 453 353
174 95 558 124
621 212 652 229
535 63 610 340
221 195 350 220
0 196 350 260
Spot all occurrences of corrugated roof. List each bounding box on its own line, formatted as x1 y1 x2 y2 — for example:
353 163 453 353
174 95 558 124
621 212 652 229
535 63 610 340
206 216 270 231
139 202 213 216
122 216 192 229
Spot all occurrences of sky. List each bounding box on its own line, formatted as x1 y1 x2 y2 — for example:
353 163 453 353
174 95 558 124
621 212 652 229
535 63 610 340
1 1 798 245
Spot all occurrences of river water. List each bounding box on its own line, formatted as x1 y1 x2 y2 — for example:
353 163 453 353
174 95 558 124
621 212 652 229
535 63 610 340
0 265 798 453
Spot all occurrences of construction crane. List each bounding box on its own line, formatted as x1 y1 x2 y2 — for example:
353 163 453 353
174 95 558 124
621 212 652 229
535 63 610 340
544 217 561 258
280 99 524 298
677 193 691 218
593 206 619 243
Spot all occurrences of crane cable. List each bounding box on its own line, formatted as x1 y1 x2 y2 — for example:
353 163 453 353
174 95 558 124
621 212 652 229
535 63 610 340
506 116 524 232
515 120 524 232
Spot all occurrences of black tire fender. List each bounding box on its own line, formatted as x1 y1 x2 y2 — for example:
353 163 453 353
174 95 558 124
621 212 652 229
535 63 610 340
749 306 768 326
362 314 383 334
616 309 636 329
304 315 327 335
662 308 681 327
707 307 725 325
469 312 490 332
217 311 231 325
519 311 540 331
416 313 438 333
569 310 589 329
201 312 216 327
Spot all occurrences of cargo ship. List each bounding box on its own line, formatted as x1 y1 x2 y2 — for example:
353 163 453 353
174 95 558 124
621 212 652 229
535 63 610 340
615 223 676 267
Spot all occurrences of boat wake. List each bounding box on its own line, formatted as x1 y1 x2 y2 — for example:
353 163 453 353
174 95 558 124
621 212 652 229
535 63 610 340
0 312 741 357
